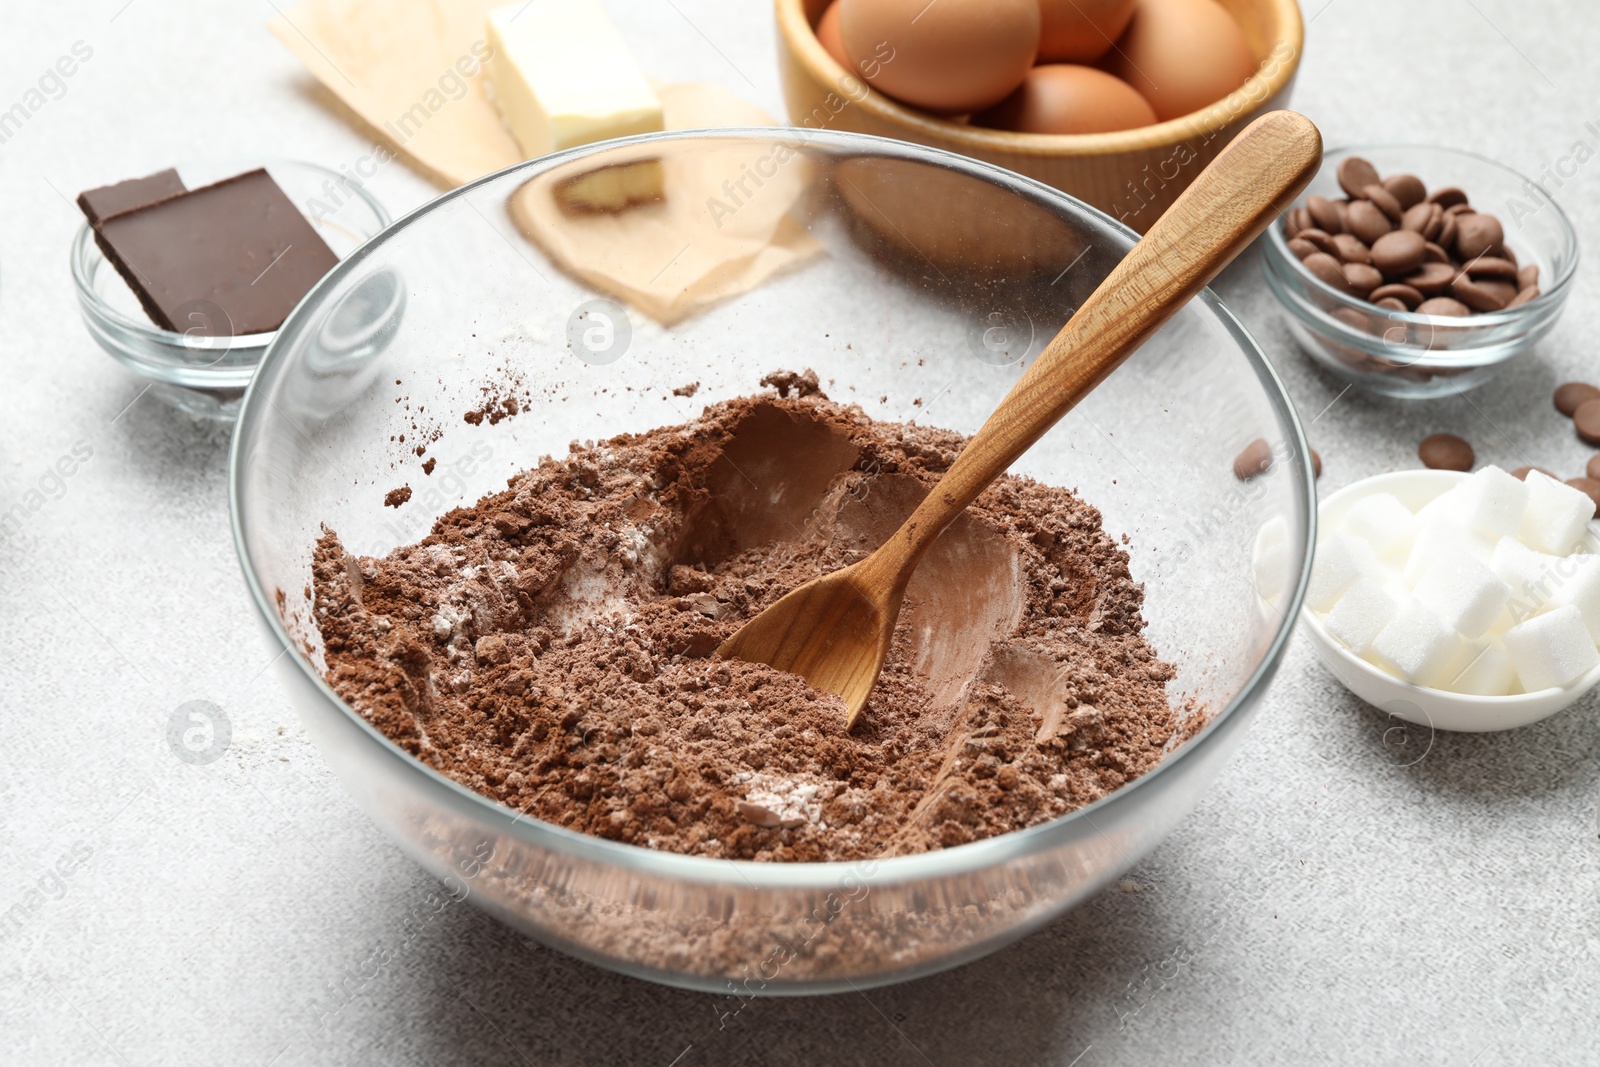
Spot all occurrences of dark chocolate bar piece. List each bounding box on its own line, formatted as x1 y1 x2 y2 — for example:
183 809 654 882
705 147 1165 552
76 168 186 226
93 168 339 336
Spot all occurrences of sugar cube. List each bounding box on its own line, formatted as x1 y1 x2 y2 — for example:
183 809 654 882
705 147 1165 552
1371 600 1465 683
1413 484 1467 526
1412 547 1511 639
1551 554 1600 643
1487 537 1562 629
1519 472 1596 554
1489 536 1562 597
1323 579 1396 655
1255 515 1288 553
1502 603 1600 691
1338 493 1414 558
1403 517 1492 584
1308 532 1381 612
1457 466 1529 540
1251 517 1290 606
1441 641 1518 696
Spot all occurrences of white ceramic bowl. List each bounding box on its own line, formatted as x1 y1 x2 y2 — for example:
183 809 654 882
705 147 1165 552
1301 469 1600 732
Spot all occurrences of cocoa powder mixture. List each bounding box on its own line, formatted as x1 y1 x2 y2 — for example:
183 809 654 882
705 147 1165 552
311 380 1198 862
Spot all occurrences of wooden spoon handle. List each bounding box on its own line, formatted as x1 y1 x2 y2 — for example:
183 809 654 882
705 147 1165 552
867 110 1322 584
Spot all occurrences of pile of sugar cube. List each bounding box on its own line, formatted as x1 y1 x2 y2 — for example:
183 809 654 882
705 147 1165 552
1310 467 1600 695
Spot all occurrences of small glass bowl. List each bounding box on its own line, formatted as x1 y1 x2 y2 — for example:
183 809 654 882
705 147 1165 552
1262 144 1578 399
71 158 390 422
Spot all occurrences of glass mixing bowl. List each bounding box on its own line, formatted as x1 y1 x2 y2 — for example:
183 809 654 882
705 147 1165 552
230 129 1314 994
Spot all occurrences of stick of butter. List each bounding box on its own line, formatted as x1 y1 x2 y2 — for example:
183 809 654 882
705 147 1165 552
485 0 664 159
553 159 666 216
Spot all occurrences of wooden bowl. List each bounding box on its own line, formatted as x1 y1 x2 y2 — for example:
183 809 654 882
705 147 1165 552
776 0 1303 232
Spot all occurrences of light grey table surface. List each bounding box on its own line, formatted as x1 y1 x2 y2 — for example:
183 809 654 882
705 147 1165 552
4 1 1599 1064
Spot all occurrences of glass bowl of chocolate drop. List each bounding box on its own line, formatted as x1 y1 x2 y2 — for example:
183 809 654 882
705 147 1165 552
230 129 1314 993
1263 144 1579 400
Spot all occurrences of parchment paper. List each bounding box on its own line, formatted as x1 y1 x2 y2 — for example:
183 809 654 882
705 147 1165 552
268 2 823 322
507 82 822 325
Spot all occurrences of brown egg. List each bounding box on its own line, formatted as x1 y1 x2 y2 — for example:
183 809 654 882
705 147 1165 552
815 2 851 69
838 0 1040 114
975 65 1156 134
1038 0 1137 63
1100 0 1255 122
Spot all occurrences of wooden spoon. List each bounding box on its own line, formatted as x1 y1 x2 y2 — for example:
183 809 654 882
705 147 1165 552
717 110 1323 728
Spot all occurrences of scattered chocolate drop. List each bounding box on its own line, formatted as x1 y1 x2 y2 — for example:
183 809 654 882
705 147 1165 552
1574 399 1600 445
1418 433 1473 472
1557 381 1600 418
1233 438 1273 481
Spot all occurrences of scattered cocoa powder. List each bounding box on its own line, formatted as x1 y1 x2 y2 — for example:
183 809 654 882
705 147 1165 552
462 362 533 426
759 368 821 398
382 486 411 508
672 382 700 398
313 383 1196 862
463 398 518 426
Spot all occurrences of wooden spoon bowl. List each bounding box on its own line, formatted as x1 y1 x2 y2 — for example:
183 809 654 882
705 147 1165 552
718 110 1324 727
